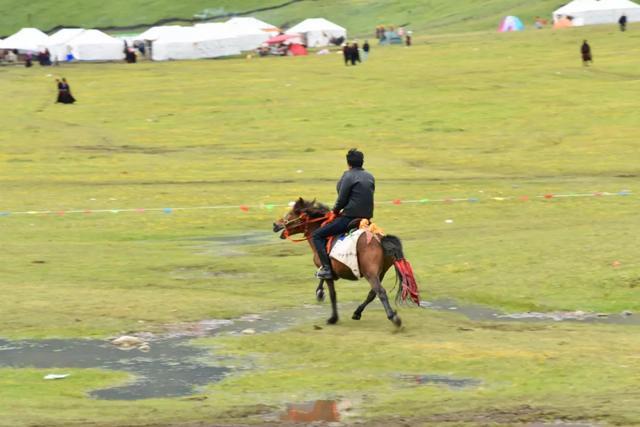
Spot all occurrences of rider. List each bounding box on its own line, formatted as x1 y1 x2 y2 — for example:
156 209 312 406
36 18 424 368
312 148 375 279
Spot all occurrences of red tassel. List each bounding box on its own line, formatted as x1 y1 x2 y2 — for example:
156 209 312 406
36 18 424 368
394 259 420 305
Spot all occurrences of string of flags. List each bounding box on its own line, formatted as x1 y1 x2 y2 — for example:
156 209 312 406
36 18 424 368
0 190 632 218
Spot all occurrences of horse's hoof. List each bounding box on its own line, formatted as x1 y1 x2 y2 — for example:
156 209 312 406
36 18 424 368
352 312 361 320
316 289 325 302
327 316 339 325
391 314 402 328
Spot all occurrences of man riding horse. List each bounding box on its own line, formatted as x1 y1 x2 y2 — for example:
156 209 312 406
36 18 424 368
312 148 375 279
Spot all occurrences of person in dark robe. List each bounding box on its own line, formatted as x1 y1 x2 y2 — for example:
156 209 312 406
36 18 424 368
405 34 412 46
56 78 76 104
619 14 627 31
581 40 592 66
342 43 350 65
353 42 361 63
24 52 33 68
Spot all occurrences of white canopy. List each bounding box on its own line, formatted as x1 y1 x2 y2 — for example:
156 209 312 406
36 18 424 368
45 28 85 61
152 26 242 61
136 25 185 41
67 29 124 61
0 28 48 52
225 17 279 32
553 0 640 25
196 22 269 51
285 18 346 47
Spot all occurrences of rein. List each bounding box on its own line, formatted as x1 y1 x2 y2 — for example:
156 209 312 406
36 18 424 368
283 212 336 243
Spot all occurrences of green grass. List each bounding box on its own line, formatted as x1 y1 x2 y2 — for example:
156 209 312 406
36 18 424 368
2 24 640 425
2 0 563 36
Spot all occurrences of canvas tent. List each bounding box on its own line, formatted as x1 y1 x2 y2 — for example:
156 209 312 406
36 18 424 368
553 0 640 25
285 18 346 47
67 29 124 61
0 28 48 52
46 28 85 61
226 17 279 32
498 16 525 31
195 22 265 52
136 26 184 41
152 26 242 60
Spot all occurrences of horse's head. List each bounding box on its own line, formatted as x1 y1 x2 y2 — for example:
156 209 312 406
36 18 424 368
272 197 309 239
272 197 328 239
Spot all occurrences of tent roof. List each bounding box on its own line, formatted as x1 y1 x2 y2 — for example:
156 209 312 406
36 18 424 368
137 25 185 40
286 18 346 33
226 17 277 30
0 27 48 51
46 28 85 46
555 0 640 15
68 29 122 45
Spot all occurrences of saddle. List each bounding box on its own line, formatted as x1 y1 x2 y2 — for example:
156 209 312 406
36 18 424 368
326 219 384 253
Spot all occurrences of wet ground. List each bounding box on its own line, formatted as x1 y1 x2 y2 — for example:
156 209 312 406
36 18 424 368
422 298 640 325
1 294 638 402
0 306 325 400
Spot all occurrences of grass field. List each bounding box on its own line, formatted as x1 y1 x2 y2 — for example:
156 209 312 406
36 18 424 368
1 0 564 36
2 23 640 426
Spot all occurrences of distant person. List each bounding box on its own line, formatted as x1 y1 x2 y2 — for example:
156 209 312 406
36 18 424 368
6 49 17 63
405 32 412 47
25 52 33 68
534 16 543 29
619 14 627 31
362 40 370 60
56 78 76 104
342 43 350 65
581 40 592 66
353 42 361 64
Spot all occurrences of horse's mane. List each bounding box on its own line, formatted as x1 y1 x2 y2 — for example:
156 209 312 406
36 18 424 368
293 197 330 218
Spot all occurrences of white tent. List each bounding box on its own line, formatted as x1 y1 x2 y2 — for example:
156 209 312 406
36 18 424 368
67 29 124 61
196 22 268 52
45 28 85 61
553 0 640 25
152 26 242 61
226 17 279 32
136 25 184 41
285 18 346 47
0 28 48 52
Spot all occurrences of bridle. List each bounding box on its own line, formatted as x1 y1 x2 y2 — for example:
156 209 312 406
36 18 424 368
281 211 335 242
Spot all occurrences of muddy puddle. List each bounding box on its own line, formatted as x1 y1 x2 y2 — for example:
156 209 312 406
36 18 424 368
421 298 640 325
0 306 324 400
398 373 481 389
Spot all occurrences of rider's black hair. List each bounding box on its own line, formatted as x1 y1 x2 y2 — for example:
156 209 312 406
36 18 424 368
346 148 364 168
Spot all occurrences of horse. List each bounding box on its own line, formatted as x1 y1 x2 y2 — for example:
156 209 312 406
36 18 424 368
272 197 420 327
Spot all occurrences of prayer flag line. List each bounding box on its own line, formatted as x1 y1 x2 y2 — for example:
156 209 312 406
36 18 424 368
0 190 632 217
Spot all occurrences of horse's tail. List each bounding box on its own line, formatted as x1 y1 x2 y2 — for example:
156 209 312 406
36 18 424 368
380 235 421 305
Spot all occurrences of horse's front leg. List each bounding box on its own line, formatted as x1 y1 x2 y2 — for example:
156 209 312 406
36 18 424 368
315 279 325 302
326 279 339 324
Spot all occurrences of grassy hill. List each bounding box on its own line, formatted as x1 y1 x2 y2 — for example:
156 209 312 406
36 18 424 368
1 0 566 36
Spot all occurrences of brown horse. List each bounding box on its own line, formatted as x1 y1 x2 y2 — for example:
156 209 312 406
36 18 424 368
272 198 420 327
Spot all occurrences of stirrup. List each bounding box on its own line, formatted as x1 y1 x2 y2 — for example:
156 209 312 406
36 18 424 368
316 266 333 279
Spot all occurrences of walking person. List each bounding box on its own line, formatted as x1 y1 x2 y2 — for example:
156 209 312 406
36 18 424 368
312 149 375 279
581 40 592 66
56 78 76 104
342 43 350 66
362 40 370 60
619 14 627 32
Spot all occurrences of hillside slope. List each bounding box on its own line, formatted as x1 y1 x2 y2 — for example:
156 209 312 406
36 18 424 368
1 0 566 37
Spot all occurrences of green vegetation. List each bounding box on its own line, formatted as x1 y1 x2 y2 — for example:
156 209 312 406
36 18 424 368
2 0 563 36
2 22 640 426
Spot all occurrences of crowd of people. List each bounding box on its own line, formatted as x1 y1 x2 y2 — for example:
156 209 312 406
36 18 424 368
342 41 370 65
375 25 412 46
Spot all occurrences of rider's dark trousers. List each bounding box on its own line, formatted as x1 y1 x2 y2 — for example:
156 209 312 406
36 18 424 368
312 216 356 267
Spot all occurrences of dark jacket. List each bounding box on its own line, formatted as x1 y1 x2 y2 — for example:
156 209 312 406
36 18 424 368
333 167 375 218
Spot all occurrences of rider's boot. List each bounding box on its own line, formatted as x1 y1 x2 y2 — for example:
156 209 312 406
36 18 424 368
316 265 333 279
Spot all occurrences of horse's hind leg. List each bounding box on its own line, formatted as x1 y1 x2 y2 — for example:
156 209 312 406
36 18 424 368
365 274 401 327
315 279 325 302
326 279 339 324
352 290 376 320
